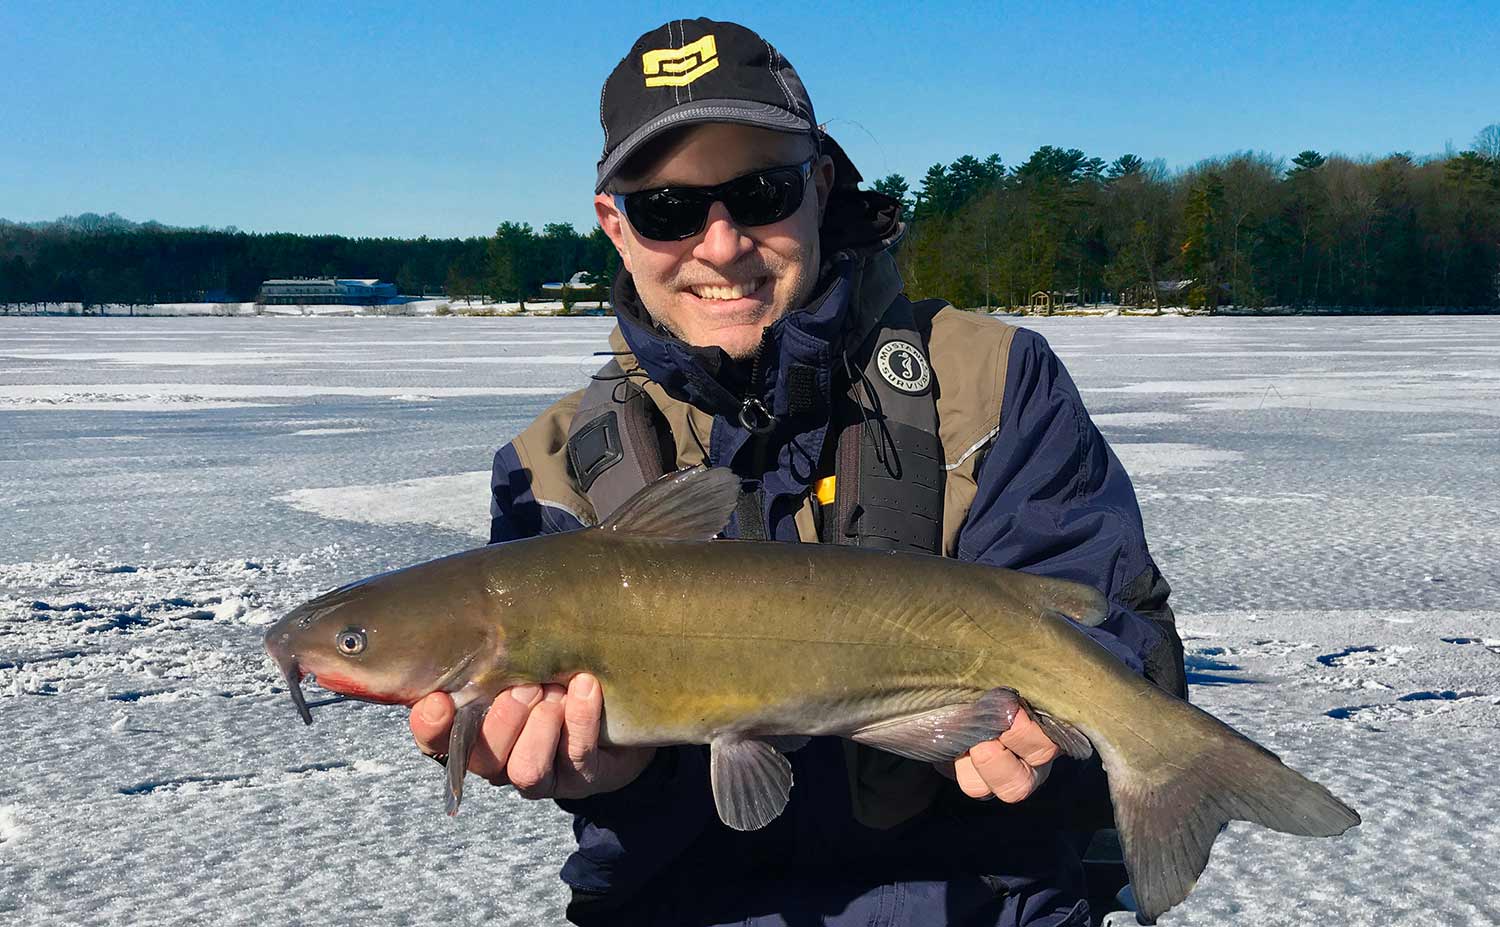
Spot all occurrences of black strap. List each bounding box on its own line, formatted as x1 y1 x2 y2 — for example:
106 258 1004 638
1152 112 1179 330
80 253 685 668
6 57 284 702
734 488 768 540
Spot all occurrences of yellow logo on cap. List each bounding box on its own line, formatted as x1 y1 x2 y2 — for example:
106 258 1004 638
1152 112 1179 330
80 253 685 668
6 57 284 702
642 34 719 88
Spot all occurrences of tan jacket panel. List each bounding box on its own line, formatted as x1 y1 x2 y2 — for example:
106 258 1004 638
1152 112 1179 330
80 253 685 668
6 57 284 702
927 307 1019 555
510 389 596 527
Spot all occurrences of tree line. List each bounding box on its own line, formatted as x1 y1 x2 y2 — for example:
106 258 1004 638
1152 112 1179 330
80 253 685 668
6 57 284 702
0 214 620 309
3 124 1497 312
878 124 1500 311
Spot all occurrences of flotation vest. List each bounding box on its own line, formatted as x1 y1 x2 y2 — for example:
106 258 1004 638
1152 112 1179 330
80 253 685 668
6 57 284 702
566 291 948 554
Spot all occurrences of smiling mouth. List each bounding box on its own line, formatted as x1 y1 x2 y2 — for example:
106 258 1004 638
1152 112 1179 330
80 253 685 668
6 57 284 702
688 277 767 302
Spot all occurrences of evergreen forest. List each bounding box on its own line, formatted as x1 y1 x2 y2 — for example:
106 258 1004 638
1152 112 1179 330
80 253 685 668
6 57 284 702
3 126 1498 313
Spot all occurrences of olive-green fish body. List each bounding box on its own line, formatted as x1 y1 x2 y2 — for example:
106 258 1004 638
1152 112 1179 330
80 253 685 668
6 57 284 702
264 467 1358 924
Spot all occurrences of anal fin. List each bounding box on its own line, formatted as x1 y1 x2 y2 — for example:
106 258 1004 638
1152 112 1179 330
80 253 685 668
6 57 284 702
849 688 1023 763
709 735 795 831
1027 702 1093 760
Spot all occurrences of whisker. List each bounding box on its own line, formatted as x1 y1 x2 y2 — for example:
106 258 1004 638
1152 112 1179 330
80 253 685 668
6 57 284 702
304 694 355 710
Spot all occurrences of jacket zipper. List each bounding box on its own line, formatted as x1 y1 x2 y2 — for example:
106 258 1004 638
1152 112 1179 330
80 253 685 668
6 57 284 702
737 329 776 441
734 330 776 540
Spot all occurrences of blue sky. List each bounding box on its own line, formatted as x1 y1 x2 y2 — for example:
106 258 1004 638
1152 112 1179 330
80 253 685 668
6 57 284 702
3 0 1498 239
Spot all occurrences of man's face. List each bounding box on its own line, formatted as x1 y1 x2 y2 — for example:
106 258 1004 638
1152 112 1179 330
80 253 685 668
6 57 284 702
595 123 835 359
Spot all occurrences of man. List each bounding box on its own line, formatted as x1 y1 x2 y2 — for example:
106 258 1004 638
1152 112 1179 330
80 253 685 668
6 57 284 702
411 18 1183 927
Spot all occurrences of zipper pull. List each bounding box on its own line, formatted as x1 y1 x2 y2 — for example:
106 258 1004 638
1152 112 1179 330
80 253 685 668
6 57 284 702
738 398 776 435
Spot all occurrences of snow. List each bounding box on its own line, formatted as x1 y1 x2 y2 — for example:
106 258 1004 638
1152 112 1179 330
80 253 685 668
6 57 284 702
1090 412 1190 428
0 805 28 850
289 427 369 436
281 472 492 540
1108 443 1245 476
2 313 1498 926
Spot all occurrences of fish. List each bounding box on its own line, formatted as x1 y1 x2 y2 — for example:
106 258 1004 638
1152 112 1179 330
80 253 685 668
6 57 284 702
264 465 1359 923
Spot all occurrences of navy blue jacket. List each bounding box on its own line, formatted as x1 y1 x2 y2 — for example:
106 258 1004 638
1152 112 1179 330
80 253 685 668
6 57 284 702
486 260 1169 927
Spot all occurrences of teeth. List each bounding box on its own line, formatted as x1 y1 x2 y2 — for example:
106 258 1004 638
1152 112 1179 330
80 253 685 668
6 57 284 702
691 279 760 301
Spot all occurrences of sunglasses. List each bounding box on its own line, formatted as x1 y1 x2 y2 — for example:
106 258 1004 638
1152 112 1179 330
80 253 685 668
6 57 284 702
613 158 814 242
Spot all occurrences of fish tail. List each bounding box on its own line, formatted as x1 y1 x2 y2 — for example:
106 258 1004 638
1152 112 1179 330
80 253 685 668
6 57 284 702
1102 694 1361 924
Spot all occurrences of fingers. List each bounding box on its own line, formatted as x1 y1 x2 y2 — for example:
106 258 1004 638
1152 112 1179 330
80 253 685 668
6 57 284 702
409 691 455 757
505 685 567 798
998 707 1060 768
468 684 545 782
951 708 1058 804
559 674 603 786
413 683 574 798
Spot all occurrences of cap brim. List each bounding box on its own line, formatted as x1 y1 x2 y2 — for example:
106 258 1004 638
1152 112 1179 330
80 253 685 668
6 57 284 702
595 99 814 193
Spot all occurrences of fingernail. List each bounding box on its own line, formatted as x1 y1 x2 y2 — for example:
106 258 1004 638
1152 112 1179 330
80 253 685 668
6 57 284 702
572 674 596 698
511 684 541 705
544 686 565 703
418 698 446 723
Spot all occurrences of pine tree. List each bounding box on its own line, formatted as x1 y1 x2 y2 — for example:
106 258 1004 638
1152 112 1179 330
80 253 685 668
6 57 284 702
488 221 537 306
915 163 954 219
1182 173 1226 311
1106 154 1145 180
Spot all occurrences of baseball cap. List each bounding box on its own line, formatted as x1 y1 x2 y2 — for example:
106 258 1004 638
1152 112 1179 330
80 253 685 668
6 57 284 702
595 18 861 193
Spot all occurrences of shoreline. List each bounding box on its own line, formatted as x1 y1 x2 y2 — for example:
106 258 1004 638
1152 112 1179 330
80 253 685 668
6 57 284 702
3 302 1497 319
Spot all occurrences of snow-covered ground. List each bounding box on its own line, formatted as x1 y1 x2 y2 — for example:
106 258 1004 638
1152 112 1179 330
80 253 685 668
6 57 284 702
1 314 1497 926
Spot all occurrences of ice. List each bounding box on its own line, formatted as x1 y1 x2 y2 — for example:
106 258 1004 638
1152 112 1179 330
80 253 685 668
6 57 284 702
2 314 1498 926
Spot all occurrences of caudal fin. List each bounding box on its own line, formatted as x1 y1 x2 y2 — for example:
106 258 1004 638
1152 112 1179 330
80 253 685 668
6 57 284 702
1105 700 1361 924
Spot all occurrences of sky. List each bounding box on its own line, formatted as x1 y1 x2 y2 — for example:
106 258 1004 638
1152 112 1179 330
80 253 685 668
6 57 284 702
3 0 1498 240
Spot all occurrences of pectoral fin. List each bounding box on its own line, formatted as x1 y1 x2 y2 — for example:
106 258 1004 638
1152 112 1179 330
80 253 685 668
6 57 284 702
444 699 490 816
709 735 795 831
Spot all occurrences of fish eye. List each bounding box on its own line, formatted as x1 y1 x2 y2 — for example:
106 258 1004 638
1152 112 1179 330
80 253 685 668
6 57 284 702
335 629 367 656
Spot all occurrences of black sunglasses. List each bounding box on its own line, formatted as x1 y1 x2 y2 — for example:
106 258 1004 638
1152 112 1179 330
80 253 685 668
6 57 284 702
613 158 814 242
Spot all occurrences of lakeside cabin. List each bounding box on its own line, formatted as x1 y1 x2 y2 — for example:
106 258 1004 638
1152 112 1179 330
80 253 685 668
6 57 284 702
257 278 398 306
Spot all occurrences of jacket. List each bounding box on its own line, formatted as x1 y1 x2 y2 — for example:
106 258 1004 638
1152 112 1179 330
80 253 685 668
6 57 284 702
484 193 1177 927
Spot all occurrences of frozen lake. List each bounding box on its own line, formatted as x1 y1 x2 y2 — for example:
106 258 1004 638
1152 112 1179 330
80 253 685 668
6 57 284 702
2 315 1498 925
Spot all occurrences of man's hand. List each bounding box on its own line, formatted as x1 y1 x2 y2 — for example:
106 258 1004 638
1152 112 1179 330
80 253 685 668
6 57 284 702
408 673 657 801
942 706 1058 803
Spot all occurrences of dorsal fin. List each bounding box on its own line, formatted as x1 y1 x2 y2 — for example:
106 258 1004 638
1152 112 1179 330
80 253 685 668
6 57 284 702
600 466 741 540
